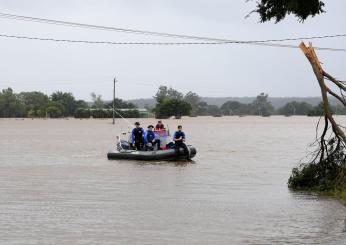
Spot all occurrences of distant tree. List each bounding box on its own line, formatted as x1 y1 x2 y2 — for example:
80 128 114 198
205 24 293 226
46 101 64 118
251 0 325 23
19 91 49 117
307 102 336 117
90 92 104 109
251 93 274 116
154 86 168 103
155 99 192 119
74 108 90 118
278 101 313 116
207 104 222 117
106 98 137 109
220 101 251 116
195 101 209 116
154 86 184 103
334 104 346 115
184 91 201 116
51 91 76 117
167 87 184 100
75 100 89 109
0 88 24 117
154 86 187 118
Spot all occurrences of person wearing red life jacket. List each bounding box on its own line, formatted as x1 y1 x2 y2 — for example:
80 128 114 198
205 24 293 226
155 120 165 131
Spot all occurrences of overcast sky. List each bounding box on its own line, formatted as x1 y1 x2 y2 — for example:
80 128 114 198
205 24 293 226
0 0 345 100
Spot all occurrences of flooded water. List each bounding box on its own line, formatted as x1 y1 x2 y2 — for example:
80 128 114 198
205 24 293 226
1 116 346 244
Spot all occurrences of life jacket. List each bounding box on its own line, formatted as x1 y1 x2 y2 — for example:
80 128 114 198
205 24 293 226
133 127 144 142
155 124 164 130
174 131 185 141
146 131 156 143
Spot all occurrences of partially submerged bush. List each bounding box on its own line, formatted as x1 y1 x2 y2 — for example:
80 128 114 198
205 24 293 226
288 138 346 191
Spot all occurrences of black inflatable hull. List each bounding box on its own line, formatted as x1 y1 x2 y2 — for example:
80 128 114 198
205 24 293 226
107 146 196 161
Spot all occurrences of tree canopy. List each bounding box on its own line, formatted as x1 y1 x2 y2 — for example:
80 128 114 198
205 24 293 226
251 93 274 116
252 0 325 23
184 91 201 116
106 98 137 109
51 91 76 117
154 86 184 104
155 99 192 119
0 88 24 117
91 92 104 109
278 101 313 116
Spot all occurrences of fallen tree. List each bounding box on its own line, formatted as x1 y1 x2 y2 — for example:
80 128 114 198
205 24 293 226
288 42 346 199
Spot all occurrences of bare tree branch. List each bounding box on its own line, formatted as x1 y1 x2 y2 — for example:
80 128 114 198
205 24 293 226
323 72 346 91
326 87 346 107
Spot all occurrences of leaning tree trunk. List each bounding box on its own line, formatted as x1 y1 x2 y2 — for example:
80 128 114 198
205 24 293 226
298 42 346 180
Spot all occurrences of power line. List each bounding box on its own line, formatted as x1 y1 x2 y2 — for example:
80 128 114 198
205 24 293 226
0 34 223 45
0 12 346 44
0 33 345 52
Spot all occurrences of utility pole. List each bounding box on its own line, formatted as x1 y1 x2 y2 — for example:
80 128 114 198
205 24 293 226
113 77 117 125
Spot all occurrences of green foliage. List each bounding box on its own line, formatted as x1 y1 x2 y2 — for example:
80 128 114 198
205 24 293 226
278 101 313 116
220 93 274 116
154 86 184 104
251 93 274 116
51 91 77 117
221 101 251 116
75 100 89 109
155 99 192 119
91 92 104 109
115 109 140 118
46 101 64 118
153 87 280 118
195 102 209 116
0 88 25 117
307 102 324 116
0 88 89 118
253 0 325 23
307 102 337 117
207 104 222 117
19 91 49 117
74 108 90 118
106 98 137 109
184 91 201 116
153 86 191 119
288 139 346 192
0 87 140 119
90 109 109 118
334 104 346 115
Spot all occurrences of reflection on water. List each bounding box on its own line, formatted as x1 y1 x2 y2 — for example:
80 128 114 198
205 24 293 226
0 116 346 244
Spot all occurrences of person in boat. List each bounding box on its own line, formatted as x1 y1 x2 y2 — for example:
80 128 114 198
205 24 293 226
173 125 188 155
155 120 165 131
131 122 145 150
144 125 161 150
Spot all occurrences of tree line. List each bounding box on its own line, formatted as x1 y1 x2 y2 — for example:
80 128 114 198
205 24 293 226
151 86 346 118
1 86 345 118
0 88 139 118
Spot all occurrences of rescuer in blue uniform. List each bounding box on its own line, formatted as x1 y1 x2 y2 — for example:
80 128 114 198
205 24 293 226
131 122 145 150
144 125 161 150
173 125 188 156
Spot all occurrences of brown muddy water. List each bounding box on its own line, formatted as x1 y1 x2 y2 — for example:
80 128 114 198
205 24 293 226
0 116 346 245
